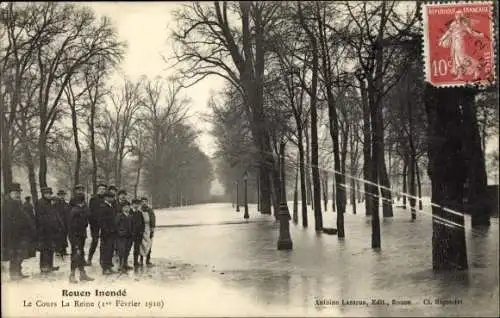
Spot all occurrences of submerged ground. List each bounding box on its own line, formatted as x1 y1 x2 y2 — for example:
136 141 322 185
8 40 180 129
2 199 499 317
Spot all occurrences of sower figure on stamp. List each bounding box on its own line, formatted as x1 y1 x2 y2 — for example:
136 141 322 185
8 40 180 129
130 198 145 271
67 193 94 283
86 183 107 266
3 183 37 280
115 201 134 273
99 191 118 275
35 187 61 273
141 196 156 267
54 189 70 257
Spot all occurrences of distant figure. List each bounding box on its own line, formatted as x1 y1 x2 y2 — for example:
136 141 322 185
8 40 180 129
86 183 108 266
130 198 145 270
115 201 133 273
67 193 94 283
99 191 117 275
139 197 155 267
35 187 61 273
23 196 34 218
438 10 484 80
107 185 118 210
3 183 37 280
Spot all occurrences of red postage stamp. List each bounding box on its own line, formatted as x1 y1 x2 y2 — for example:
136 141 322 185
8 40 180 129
422 2 496 87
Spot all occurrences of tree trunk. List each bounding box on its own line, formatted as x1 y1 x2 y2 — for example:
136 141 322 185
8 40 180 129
416 160 423 210
134 162 142 198
409 152 417 220
368 82 380 248
461 88 490 227
298 128 308 227
305 120 313 207
70 102 81 187
38 130 48 188
322 171 328 212
89 100 97 194
351 174 357 214
360 78 372 216
24 147 38 201
402 160 408 209
331 172 336 212
425 84 468 271
379 147 393 217
293 161 299 224
1 127 13 190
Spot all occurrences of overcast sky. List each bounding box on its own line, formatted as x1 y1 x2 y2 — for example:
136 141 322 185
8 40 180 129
86 2 225 158
86 2 226 194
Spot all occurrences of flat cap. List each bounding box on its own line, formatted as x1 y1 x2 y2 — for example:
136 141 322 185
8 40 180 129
97 183 108 188
7 183 22 192
41 187 53 194
74 184 85 190
57 190 67 195
140 196 148 201
117 189 127 196
131 198 142 204
103 191 115 198
108 185 118 191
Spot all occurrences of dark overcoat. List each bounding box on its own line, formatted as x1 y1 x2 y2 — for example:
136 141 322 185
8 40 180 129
2 197 37 260
35 197 64 251
67 204 89 245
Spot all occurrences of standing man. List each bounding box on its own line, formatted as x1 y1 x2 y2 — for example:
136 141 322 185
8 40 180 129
54 190 70 257
86 183 107 266
130 199 145 270
3 183 37 280
115 202 133 273
70 184 86 207
108 185 118 209
67 193 94 283
141 197 156 267
35 187 60 273
99 191 117 275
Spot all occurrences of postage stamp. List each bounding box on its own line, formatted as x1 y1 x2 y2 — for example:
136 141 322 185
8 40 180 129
422 1 496 88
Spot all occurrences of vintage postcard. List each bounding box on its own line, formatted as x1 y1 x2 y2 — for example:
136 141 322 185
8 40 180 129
1 1 498 317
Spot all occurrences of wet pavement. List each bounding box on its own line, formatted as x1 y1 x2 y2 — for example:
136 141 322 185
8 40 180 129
2 200 499 317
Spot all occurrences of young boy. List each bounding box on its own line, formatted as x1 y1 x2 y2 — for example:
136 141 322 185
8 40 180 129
115 201 133 273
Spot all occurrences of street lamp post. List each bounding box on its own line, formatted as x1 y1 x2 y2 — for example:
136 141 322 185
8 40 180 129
244 171 249 219
236 181 240 212
277 154 293 250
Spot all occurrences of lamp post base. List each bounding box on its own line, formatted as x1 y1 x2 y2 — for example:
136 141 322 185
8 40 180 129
277 202 293 250
277 239 293 250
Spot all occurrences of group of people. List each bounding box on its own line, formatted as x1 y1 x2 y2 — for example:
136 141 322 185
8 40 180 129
2 182 156 283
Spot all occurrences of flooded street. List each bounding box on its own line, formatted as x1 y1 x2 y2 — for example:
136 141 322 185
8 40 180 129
2 200 499 317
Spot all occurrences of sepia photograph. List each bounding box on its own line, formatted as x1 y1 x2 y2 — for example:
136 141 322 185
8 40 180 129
1 1 499 317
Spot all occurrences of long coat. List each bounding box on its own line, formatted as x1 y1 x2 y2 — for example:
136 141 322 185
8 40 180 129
53 199 70 250
67 204 89 245
99 201 117 239
2 197 37 261
130 208 145 240
35 197 64 251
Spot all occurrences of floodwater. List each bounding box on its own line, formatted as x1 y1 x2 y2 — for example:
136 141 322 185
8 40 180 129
2 200 499 317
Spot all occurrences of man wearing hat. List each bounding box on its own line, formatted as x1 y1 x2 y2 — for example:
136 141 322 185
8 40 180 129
35 186 61 273
54 190 70 256
99 191 118 275
70 184 86 207
86 182 108 266
130 198 145 270
2 183 37 280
